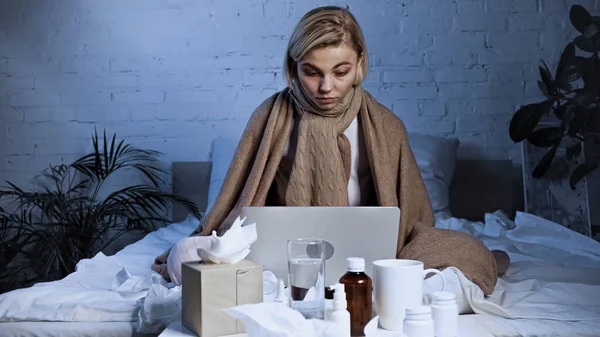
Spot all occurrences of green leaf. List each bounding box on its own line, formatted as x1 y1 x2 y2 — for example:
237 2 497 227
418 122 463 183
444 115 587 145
527 127 563 147
569 162 598 189
509 101 552 142
567 142 583 160
532 141 561 178
570 4 594 34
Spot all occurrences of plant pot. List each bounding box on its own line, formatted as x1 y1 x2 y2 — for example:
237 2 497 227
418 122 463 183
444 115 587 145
521 133 598 239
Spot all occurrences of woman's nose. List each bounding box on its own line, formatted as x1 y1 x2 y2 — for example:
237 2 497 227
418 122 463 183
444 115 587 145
319 76 333 93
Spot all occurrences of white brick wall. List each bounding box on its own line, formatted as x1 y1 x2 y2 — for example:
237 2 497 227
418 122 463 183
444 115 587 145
1 0 597 188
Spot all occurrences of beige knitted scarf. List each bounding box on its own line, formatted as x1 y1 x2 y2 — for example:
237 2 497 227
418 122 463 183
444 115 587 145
191 85 499 295
285 80 362 206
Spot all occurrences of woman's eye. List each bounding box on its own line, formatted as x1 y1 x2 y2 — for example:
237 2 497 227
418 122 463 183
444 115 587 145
335 72 348 77
304 71 318 76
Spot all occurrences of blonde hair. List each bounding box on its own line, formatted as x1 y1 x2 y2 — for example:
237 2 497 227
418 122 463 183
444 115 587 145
284 6 369 87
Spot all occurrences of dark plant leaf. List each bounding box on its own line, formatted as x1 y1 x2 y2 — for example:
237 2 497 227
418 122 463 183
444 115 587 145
537 80 549 97
572 88 598 106
556 42 576 79
569 108 588 137
568 56 589 82
580 58 598 89
509 101 552 142
532 141 561 178
103 129 110 178
527 127 563 147
567 142 583 160
539 65 554 95
590 109 600 132
558 81 573 92
575 35 595 52
569 162 598 189
553 104 568 119
570 4 594 33
585 22 599 38
0 128 202 293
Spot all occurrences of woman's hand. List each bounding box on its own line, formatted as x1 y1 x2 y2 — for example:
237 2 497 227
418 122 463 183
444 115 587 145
492 250 510 275
152 249 172 282
154 249 170 265
151 263 171 281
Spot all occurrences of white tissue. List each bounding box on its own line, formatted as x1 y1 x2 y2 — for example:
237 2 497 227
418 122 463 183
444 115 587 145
167 235 212 286
224 302 343 337
167 216 257 286
112 266 167 293
136 284 182 334
197 216 258 264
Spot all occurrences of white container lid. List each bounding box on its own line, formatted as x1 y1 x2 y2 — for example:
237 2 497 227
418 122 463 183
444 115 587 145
432 291 456 303
347 257 365 272
405 305 432 321
406 305 431 315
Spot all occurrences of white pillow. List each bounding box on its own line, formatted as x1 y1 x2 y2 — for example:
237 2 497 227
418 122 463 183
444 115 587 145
408 133 459 215
206 136 239 213
206 133 459 215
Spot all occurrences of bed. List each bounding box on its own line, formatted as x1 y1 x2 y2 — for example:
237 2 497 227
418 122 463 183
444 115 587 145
0 134 599 337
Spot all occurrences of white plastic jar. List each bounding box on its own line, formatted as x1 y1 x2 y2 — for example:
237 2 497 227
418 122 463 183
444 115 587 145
404 305 434 337
431 291 458 337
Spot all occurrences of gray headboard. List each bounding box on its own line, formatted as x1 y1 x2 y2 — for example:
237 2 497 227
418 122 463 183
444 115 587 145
171 160 523 223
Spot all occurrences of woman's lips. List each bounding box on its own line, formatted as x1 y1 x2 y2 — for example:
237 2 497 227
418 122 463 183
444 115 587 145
316 97 337 104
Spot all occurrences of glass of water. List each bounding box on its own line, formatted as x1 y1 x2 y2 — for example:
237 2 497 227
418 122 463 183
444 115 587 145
287 238 326 319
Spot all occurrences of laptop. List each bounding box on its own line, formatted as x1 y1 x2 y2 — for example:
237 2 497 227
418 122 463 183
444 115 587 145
242 206 400 287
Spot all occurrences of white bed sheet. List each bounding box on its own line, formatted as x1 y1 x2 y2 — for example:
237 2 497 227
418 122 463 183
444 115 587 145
0 211 598 337
0 321 154 337
430 211 600 336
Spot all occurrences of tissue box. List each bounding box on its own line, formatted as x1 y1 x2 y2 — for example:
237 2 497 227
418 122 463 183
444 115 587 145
181 259 263 337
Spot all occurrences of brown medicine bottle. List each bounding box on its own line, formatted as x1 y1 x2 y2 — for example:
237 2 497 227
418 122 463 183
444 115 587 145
339 257 372 336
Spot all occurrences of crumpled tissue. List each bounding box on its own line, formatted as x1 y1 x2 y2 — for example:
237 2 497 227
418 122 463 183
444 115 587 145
107 266 182 334
167 216 257 285
136 284 182 334
224 302 343 337
197 215 258 264
112 266 167 293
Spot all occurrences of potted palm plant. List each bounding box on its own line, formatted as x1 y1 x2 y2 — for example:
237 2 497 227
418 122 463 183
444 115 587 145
0 129 201 293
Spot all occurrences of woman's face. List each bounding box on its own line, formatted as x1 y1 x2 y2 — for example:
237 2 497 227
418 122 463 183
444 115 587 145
296 43 360 110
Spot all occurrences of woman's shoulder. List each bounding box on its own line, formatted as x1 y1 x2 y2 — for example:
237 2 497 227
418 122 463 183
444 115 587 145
360 87 409 134
254 88 289 110
247 88 292 119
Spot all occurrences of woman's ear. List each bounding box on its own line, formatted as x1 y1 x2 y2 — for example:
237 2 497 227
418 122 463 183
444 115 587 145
354 52 364 85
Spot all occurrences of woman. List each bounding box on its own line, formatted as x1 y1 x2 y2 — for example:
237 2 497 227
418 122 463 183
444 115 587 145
153 6 509 295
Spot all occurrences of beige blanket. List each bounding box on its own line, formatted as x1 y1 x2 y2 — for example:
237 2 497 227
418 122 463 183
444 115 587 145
192 85 498 295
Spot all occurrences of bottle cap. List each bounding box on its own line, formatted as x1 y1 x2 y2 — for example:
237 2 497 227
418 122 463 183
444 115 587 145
347 257 365 272
432 291 456 304
331 283 347 310
405 305 432 320
274 279 287 306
